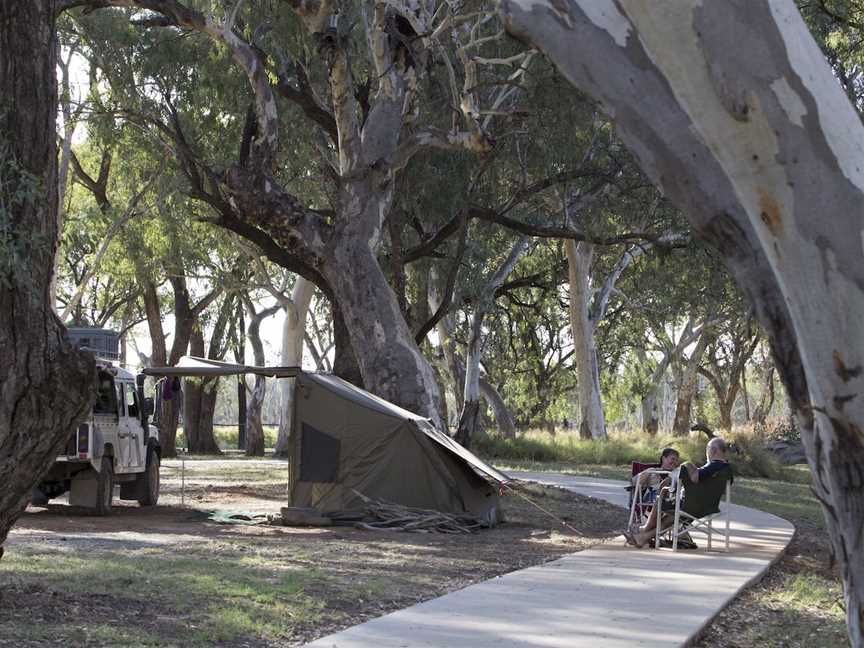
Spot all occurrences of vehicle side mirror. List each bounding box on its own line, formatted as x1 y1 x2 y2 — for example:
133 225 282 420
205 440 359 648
144 397 155 417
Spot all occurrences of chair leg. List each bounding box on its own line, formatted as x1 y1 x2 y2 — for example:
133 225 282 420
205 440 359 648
707 519 713 551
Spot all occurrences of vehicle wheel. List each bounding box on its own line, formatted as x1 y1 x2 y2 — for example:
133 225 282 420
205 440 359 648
94 457 114 516
137 448 160 506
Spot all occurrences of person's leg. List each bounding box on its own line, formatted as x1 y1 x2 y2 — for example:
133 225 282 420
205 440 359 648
640 504 660 533
635 511 674 546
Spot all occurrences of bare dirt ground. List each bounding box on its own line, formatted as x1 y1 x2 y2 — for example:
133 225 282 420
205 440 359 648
1 458 624 647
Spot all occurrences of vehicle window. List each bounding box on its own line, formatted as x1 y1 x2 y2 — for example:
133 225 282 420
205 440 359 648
117 383 126 416
125 383 139 418
93 376 117 414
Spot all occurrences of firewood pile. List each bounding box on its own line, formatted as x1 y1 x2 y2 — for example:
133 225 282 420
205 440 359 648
352 490 489 534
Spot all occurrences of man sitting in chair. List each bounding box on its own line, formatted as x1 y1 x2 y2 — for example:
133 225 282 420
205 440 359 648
625 437 733 548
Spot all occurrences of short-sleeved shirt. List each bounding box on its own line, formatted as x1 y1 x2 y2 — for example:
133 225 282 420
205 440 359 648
698 459 733 483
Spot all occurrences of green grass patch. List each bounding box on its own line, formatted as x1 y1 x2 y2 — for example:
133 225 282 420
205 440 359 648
772 573 844 614
175 425 279 452
0 544 324 646
478 427 800 479
161 460 289 485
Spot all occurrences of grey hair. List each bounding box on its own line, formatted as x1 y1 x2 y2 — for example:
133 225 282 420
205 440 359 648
707 437 727 456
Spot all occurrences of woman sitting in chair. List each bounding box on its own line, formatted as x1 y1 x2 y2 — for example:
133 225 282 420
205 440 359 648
625 437 732 548
629 447 680 504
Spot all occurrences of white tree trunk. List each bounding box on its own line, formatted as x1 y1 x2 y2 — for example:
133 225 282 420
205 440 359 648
430 268 465 416
500 2 864 641
566 240 606 439
456 238 529 447
274 277 314 457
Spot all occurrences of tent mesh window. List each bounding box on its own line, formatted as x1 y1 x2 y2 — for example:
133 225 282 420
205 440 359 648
299 423 341 482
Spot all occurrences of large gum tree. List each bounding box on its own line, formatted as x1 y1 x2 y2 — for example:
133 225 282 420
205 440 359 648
498 0 864 642
0 0 95 554
64 0 536 430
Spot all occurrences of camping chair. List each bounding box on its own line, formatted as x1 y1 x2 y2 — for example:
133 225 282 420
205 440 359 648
655 464 733 552
626 462 666 529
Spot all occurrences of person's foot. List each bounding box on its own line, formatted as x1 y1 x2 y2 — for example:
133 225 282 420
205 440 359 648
624 529 649 548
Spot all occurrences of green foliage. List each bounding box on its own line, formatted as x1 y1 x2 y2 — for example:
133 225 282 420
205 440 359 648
477 428 783 479
176 425 278 451
0 140 45 287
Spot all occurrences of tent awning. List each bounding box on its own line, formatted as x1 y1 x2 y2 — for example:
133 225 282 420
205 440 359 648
143 356 301 378
146 356 510 485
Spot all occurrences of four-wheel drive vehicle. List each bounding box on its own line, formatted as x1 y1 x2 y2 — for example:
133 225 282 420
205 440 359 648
33 361 161 515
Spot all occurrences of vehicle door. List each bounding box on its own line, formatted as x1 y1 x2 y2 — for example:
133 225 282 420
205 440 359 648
123 381 146 469
114 381 140 473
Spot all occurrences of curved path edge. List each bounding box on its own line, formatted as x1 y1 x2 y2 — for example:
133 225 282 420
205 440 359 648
303 472 795 648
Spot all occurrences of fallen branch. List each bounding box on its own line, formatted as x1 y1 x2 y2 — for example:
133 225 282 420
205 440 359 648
352 490 489 534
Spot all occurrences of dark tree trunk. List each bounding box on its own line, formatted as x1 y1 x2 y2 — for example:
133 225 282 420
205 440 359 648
331 300 363 388
0 0 95 550
673 330 712 435
245 378 265 456
182 327 221 454
454 401 481 449
718 399 734 432
642 390 660 436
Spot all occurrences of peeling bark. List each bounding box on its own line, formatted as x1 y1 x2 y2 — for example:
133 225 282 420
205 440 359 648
499 1 864 641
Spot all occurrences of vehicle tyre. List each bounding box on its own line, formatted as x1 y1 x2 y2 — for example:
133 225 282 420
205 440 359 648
94 457 114 516
137 448 160 506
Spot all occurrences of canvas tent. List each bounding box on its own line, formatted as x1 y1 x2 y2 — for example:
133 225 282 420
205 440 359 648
145 357 508 523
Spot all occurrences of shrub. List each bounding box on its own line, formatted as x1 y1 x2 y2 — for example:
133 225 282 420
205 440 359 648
476 427 783 479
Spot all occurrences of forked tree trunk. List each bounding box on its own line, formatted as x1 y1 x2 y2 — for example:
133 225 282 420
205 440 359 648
0 0 96 551
274 277 313 457
565 241 606 439
456 238 528 447
244 300 279 457
641 318 703 435
324 217 444 430
500 2 864 641
479 377 517 439
672 329 712 436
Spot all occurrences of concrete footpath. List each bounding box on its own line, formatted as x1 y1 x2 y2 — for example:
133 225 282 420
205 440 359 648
304 472 795 648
